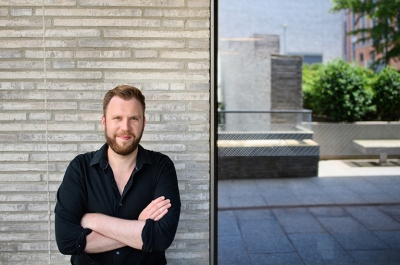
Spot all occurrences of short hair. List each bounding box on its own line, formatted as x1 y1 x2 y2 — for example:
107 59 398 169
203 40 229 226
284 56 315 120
103 85 146 116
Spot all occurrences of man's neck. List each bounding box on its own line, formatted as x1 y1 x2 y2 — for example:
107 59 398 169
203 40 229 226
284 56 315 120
107 147 138 173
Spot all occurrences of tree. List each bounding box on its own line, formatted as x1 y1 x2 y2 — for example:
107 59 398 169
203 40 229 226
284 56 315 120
332 0 400 67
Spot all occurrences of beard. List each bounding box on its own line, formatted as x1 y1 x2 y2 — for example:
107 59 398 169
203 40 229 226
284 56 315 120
104 125 143 156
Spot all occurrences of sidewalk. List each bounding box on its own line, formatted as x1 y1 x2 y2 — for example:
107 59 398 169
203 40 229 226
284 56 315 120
218 159 400 265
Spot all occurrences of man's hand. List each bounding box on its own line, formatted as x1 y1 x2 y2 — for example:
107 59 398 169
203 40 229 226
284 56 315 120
138 196 171 221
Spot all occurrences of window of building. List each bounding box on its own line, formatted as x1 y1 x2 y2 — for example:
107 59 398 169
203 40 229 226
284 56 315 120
370 51 375 61
359 53 364 62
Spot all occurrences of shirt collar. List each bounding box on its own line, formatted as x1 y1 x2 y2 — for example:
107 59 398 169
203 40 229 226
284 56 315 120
90 143 153 169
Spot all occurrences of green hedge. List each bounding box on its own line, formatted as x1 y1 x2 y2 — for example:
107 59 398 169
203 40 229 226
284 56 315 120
302 59 400 122
373 67 400 121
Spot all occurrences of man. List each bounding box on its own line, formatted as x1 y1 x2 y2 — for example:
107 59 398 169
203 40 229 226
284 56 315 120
55 85 181 265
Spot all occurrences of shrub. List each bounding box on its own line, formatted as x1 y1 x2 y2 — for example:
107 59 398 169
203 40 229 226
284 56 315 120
311 59 374 122
373 67 400 121
302 63 323 111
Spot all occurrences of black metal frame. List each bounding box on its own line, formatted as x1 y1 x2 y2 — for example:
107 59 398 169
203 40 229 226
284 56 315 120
210 0 218 264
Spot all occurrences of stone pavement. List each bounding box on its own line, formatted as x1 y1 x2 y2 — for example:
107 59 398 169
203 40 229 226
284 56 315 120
218 159 400 265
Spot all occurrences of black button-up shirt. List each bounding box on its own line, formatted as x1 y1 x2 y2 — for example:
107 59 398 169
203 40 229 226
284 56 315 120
55 144 181 265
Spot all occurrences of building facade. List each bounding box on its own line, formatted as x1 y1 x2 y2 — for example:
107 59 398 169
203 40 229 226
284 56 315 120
342 10 400 70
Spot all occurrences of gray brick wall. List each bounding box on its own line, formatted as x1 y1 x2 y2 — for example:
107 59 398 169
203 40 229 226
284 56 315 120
0 1 211 264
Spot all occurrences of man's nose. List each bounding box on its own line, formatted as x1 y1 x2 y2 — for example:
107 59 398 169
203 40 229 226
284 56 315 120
121 118 130 130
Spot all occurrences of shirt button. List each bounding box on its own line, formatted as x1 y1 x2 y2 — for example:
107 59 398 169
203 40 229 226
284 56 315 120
119 203 122 207
116 251 120 255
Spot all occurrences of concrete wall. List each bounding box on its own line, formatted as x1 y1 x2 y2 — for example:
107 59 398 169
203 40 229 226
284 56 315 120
0 1 211 264
219 34 279 125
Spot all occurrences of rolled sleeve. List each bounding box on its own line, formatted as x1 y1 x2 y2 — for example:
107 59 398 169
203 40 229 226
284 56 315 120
141 157 181 252
55 158 89 255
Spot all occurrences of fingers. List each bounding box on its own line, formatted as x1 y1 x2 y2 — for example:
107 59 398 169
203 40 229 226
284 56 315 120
138 196 172 221
150 202 171 220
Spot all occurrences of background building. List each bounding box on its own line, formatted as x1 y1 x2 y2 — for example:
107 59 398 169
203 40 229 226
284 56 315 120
342 10 400 70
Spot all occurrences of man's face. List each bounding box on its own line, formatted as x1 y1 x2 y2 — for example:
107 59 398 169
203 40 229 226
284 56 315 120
102 96 145 156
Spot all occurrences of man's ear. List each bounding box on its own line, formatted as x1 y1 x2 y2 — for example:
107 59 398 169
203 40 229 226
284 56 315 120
101 115 106 130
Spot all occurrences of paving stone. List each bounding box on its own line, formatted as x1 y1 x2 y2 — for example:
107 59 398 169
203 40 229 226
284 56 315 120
218 235 250 265
289 233 357 265
345 206 400 231
273 208 325 234
218 211 240 236
317 216 388 250
249 252 305 265
229 195 267 208
239 218 294 253
374 231 400 250
349 249 400 265
308 206 348 218
234 208 275 221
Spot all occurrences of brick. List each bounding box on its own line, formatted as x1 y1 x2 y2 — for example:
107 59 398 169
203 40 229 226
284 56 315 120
144 83 185 91
0 71 102 80
53 61 75 69
187 102 209 110
0 193 50 202
134 50 157 58
55 113 100 121
175 232 209 240
163 113 208 121
186 20 210 28
104 29 209 38
54 18 160 27
142 133 209 142
187 0 210 7
80 0 185 7
1 101 78 110
145 124 185 132
146 102 185 111
0 50 23 58
0 164 56 172
160 51 209 59
189 40 209 49
0 113 26 121
36 8 142 17
0 82 35 90
151 92 209 100
0 144 77 152
163 19 184 28
0 18 49 27
10 8 32 16
0 0 75 5
145 9 210 17
78 61 184 70
105 72 209 81
188 124 210 132
0 39 76 48
0 154 29 162
141 144 186 152
188 62 210 69
28 113 51 121
31 153 78 162
0 61 47 69
0 134 18 141
0 204 25 211
0 8 7 16
0 174 41 182
79 39 185 48
20 133 104 142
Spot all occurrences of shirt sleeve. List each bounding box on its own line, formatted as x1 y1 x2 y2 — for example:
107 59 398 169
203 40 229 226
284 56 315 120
54 157 91 255
141 156 181 252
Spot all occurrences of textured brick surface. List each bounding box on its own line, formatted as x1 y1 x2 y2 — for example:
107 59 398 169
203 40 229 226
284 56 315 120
0 0 211 264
